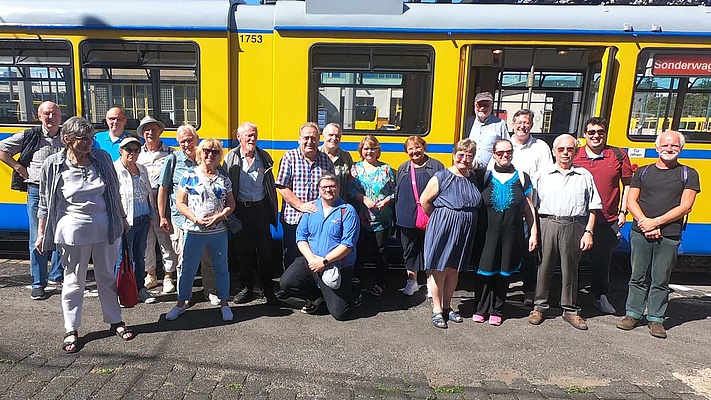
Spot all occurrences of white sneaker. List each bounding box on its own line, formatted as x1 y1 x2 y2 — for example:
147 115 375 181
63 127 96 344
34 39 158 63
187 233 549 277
208 293 221 306
221 305 233 321
402 279 418 296
162 277 176 294
165 305 186 320
594 294 616 314
144 274 159 290
138 288 157 304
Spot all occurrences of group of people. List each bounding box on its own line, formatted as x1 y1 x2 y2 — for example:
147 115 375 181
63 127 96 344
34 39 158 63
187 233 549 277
0 96 699 354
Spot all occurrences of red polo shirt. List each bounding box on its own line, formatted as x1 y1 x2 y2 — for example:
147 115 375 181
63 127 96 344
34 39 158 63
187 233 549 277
573 146 633 224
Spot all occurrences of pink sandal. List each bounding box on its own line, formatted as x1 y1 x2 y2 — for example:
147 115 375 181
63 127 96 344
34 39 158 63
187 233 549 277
472 314 486 323
489 315 502 326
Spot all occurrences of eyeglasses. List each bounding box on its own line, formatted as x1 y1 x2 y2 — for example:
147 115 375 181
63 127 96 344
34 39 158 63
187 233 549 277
556 146 576 153
475 102 493 109
362 147 380 152
659 144 681 150
74 135 94 142
203 149 221 157
455 153 474 161
122 147 141 154
494 149 513 157
319 185 337 191
585 129 606 136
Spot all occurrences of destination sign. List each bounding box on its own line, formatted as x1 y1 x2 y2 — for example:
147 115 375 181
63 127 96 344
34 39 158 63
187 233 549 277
652 54 711 76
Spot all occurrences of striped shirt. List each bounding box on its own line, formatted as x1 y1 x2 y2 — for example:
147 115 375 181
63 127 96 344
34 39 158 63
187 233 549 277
0 127 63 184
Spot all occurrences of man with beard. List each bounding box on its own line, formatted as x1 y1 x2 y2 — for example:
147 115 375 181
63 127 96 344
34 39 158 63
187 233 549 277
617 130 700 339
223 122 279 304
465 91 509 167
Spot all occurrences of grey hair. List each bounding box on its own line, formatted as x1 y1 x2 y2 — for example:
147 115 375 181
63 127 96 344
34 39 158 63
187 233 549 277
177 124 198 140
655 130 685 149
61 116 94 140
552 134 577 149
322 123 341 135
238 121 258 135
513 109 534 122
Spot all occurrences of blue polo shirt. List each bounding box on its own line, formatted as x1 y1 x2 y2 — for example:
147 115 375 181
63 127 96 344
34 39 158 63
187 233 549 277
296 197 359 267
93 130 135 161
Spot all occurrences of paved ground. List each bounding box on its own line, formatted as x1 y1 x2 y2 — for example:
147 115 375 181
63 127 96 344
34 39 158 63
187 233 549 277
0 258 709 399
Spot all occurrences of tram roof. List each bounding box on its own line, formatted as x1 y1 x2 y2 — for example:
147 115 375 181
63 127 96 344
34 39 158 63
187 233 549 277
236 0 711 38
0 0 241 32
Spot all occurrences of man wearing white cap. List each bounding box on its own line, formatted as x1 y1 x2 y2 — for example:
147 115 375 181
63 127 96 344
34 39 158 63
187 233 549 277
93 107 133 161
136 116 179 293
465 92 509 167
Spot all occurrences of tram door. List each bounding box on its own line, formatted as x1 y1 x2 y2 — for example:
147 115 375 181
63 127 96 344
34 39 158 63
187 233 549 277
460 46 617 144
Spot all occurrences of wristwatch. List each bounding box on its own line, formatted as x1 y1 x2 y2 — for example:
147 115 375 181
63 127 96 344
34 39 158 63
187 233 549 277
620 210 629 216
584 229 594 236
322 258 330 266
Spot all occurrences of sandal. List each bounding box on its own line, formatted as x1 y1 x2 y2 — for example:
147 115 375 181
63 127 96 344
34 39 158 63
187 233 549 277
62 331 79 354
432 312 448 329
369 285 384 297
444 308 463 323
110 322 135 341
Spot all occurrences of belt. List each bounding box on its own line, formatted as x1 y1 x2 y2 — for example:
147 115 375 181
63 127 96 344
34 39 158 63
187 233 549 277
540 214 586 222
237 199 265 208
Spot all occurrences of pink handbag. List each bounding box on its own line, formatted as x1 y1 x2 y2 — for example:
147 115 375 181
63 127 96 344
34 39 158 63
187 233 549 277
410 162 429 230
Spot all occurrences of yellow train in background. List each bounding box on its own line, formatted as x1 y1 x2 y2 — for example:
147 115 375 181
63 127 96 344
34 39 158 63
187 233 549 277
0 0 709 254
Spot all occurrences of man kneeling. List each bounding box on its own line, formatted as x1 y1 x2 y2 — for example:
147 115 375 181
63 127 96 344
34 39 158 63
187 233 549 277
278 174 361 320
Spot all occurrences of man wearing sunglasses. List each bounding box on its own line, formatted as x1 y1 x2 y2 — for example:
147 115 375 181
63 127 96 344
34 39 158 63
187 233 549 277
465 91 509 167
529 134 602 330
573 117 633 315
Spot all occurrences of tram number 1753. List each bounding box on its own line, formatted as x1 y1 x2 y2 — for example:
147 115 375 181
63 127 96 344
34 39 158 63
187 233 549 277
239 34 263 44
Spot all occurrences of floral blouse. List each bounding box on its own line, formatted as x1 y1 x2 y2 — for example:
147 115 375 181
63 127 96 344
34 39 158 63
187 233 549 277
348 161 396 232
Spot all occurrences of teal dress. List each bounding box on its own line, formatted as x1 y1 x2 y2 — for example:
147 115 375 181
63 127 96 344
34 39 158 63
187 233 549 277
348 161 396 232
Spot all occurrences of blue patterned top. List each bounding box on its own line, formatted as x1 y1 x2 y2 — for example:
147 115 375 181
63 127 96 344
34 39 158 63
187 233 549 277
348 161 396 232
178 168 232 233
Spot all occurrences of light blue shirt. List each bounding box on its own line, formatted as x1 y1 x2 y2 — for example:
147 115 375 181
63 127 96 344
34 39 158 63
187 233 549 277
468 115 509 167
237 152 265 202
296 198 360 268
93 130 135 161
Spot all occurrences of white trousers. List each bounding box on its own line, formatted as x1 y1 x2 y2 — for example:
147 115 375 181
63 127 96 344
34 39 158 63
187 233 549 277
59 240 122 332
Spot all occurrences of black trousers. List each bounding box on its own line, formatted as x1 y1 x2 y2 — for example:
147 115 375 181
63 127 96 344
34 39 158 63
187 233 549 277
279 257 356 321
354 228 390 288
281 222 299 271
586 221 620 298
228 200 275 293
474 274 509 317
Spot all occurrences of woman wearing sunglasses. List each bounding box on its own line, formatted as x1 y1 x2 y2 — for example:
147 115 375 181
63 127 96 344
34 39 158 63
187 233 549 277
166 138 236 322
114 136 156 305
474 139 538 325
420 139 482 329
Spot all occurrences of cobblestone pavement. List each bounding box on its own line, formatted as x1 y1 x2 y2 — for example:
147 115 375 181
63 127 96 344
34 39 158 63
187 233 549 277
0 258 709 399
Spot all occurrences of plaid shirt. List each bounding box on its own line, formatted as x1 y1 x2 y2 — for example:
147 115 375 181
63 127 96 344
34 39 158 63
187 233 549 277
275 148 334 225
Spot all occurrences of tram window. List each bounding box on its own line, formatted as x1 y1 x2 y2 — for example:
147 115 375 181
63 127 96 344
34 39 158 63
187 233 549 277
0 40 74 124
629 49 711 142
80 40 199 129
310 45 433 135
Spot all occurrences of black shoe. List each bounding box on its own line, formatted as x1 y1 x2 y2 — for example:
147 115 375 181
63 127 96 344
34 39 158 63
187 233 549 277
232 287 253 304
275 289 289 300
353 292 363 308
301 297 324 314
264 292 282 306
31 287 46 300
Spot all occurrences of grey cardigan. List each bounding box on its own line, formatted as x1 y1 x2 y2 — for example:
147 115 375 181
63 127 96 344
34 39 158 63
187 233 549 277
38 148 124 252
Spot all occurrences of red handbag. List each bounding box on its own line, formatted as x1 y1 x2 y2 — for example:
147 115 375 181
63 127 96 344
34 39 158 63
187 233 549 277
410 161 429 230
116 235 138 308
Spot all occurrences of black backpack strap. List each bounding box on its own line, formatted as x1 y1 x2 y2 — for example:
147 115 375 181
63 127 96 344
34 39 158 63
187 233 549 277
609 146 624 168
681 165 690 231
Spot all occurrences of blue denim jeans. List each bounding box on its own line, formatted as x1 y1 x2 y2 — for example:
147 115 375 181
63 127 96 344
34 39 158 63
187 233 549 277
625 230 680 323
179 230 229 302
27 184 62 288
117 214 151 291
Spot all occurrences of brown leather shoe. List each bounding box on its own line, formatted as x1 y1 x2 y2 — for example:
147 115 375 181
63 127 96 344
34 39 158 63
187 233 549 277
562 313 588 330
616 316 639 331
648 322 667 338
528 310 544 325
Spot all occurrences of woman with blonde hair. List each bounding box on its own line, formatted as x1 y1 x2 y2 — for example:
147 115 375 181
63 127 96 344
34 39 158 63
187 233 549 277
165 138 236 321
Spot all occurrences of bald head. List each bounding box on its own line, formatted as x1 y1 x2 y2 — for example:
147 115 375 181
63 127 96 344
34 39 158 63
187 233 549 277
37 101 61 136
105 107 127 138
